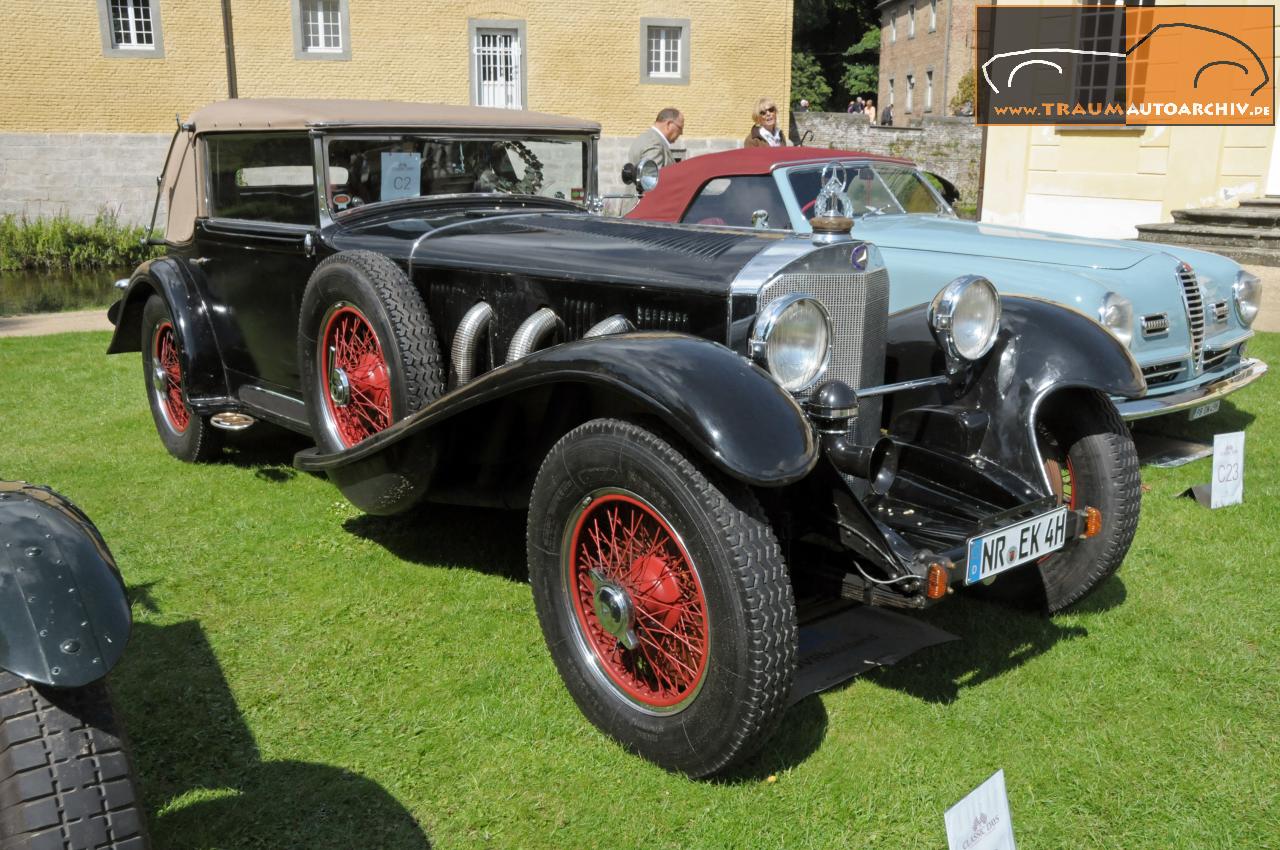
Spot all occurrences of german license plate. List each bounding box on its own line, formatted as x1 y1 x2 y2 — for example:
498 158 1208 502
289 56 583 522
1189 400 1220 420
965 507 1069 585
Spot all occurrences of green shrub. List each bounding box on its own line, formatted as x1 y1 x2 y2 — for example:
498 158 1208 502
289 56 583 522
950 69 976 116
0 212 160 272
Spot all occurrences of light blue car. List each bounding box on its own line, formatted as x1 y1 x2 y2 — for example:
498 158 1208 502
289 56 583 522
627 148 1267 421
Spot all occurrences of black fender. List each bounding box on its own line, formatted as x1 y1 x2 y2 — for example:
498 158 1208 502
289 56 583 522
885 295 1145 500
295 333 819 514
106 256 230 402
0 482 131 688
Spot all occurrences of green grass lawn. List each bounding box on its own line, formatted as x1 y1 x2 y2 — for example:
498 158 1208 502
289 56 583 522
1 331 1276 849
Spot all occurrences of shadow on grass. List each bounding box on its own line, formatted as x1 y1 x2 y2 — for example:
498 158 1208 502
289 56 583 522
719 695 829 783
217 424 313 484
114 618 432 849
343 503 529 583
865 576 1126 705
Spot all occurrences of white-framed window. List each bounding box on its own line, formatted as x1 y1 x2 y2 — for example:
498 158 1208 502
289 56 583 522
930 0 938 31
291 0 350 60
889 78 895 107
471 22 525 109
908 2 916 38
926 70 934 111
890 12 897 43
97 0 164 57
640 18 690 85
906 74 915 112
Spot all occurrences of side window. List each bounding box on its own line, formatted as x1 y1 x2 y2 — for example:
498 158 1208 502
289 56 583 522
206 134 317 225
680 176 788 228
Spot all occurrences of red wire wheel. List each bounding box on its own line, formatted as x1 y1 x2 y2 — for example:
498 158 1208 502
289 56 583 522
563 490 711 713
1038 446 1077 566
319 303 392 448
152 321 190 434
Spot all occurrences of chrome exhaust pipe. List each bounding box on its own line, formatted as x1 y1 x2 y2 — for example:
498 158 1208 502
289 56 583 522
452 301 494 385
507 308 559 363
584 314 635 338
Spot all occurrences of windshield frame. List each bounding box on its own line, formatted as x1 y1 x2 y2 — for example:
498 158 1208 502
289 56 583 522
775 160 955 230
312 129 597 226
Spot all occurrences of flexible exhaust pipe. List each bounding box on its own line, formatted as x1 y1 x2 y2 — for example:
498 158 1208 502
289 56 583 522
584 314 635 338
451 301 494 386
507 307 559 363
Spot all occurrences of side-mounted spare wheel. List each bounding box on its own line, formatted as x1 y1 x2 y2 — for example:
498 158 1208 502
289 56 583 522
0 672 148 850
298 251 445 452
527 418 797 778
140 295 222 462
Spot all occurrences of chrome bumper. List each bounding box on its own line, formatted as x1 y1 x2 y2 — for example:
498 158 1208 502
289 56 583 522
1116 357 1268 421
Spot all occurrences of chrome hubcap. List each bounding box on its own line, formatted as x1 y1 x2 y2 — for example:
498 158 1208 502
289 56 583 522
588 570 639 650
328 366 351 407
151 363 167 393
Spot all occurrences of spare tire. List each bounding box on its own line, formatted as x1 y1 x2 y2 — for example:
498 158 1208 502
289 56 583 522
0 672 148 850
297 251 445 452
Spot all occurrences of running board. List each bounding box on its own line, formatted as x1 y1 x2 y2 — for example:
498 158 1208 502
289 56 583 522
789 601 957 706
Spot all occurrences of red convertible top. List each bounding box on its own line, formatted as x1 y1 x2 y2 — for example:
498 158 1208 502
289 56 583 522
626 146 914 222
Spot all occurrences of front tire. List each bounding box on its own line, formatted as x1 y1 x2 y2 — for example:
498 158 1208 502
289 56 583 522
988 392 1141 613
141 295 221 462
0 672 148 850
298 251 444 453
527 419 797 777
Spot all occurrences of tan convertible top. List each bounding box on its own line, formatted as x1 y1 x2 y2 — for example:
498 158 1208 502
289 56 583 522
187 98 601 134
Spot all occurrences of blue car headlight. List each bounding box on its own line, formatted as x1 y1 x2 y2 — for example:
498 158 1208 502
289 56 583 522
1098 291 1134 348
1234 270 1262 327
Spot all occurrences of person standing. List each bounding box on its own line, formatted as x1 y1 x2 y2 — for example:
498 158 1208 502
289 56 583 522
796 99 811 113
627 108 684 169
744 98 786 148
880 103 893 126
865 98 877 124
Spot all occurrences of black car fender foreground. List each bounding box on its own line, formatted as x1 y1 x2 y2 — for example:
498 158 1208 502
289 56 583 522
295 332 820 514
0 482 148 850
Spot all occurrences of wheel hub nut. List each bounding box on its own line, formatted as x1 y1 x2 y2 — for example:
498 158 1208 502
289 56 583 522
589 571 639 650
151 363 168 393
329 367 351 407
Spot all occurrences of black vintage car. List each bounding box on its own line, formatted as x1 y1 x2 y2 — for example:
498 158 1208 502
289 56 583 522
108 100 1143 777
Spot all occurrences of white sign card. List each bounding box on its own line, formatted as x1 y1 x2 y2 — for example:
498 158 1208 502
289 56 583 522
380 151 422 202
945 769 1017 850
1211 431 1245 509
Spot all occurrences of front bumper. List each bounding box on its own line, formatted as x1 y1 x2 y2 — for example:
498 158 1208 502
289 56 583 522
1115 357 1268 421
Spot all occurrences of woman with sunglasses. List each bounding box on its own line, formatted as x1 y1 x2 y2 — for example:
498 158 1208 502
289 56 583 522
744 98 787 148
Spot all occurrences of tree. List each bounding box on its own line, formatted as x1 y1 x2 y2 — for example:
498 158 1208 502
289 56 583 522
840 27 879 99
791 51 833 110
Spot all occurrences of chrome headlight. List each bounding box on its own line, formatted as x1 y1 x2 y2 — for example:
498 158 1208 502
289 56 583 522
1234 270 1261 327
928 275 1001 361
1098 291 1134 347
749 294 832 392
637 158 661 193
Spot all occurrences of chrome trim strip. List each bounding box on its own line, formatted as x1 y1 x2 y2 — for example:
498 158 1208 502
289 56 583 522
730 236 827 294
856 375 950 398
1115 358 1268 421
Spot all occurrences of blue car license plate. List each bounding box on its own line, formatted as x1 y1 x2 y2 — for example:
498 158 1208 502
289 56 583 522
1189 399 1220 420
965 506 1069 585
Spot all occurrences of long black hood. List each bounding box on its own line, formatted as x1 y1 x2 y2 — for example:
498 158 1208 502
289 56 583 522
329 210 786 296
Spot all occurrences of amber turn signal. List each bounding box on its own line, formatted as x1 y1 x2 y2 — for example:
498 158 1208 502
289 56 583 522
926 561 950 599
1082 506 1103 539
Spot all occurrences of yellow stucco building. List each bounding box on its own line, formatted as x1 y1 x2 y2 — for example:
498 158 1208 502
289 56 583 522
980 0 1280 240
0 0 792 220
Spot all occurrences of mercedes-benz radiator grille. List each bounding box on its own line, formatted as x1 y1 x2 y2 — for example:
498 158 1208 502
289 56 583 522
1177 264 1205 373
759 268 890 445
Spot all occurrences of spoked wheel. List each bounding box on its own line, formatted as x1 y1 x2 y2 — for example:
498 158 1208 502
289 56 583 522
980 391 1140 613
141 295 221 461
319 303 392 448
299 251 444 455
563 490 710 713
528 419 796 777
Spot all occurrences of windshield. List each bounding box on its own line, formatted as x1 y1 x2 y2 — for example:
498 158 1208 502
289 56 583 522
787 163 949 219
323 134 590 214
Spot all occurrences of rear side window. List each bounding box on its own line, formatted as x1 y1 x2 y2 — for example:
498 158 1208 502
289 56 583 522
206 134 316 225
680 175 787 228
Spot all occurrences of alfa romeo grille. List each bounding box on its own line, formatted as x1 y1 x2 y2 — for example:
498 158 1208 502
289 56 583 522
1142 359 1183 387
1177 264 1205 372
759 268 890 445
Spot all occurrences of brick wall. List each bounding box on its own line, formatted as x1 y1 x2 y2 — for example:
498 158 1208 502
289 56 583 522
878 0 975 123
794 112 982 205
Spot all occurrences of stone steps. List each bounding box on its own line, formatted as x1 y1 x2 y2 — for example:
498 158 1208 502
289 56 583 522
1237 195 1280 209
1135 221 1280 266
1171 207 1280 228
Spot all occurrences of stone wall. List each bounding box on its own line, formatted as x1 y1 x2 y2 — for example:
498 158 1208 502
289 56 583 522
793 112 982 206
0 133 172 224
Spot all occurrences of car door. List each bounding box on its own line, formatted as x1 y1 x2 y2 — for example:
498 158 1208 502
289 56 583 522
193 132 320 397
